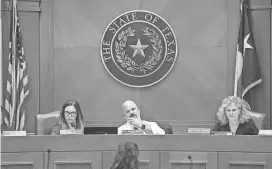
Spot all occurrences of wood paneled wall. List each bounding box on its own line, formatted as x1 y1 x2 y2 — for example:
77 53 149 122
1 0 271 133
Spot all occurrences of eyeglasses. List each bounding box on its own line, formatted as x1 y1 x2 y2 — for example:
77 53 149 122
64 111 77 116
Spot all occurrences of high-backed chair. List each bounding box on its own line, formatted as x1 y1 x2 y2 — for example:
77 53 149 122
36 111 60 135
248 111 266 130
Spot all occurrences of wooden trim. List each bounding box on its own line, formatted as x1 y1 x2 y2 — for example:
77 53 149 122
54 160 92 164
228 161 266 166
170 160 207 164
270 0 272 129
19 0 41 2
2 0 41 12
2 135 272 153
249 4 272 10
139 160 150 164
1 162 35 166
39 0 54 114
54 160 92 169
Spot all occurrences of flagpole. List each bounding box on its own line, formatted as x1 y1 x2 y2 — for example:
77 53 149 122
0 0 3 108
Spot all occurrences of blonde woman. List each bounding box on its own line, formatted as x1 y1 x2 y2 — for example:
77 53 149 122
212 96 259 135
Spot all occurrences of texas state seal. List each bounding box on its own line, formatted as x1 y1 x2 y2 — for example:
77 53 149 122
101 10 177 87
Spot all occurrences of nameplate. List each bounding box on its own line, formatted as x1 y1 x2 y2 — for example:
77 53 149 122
258 130 272 136
60 129 83 135
211 131 233 135
188 128 211 134
121 130 144 135
2 131 26 136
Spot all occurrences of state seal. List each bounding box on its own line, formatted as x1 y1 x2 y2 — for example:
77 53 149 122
101 10 177 87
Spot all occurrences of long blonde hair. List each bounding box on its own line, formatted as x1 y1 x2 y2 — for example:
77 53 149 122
216 96 251 124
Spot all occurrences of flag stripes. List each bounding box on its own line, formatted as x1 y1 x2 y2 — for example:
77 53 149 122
4 0 29 130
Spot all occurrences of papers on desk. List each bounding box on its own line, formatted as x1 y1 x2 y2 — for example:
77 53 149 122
60 129 83 135
121 130 144 135
2 130 27 136
258 130 272 136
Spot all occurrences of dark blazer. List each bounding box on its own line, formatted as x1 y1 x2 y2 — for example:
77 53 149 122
212 119 259 135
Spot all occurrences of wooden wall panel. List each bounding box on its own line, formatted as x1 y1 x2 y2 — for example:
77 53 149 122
50 0 230 131
1 152 43 169
1 0 40 133
1 0 271 132
249 0 271 128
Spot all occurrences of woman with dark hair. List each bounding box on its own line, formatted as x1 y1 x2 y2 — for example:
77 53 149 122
110 142 140 169
51 100 84 135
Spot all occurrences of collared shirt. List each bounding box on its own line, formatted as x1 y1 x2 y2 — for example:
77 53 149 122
118 120 165 135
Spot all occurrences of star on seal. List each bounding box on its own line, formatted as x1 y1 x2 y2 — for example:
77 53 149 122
129 38 149 58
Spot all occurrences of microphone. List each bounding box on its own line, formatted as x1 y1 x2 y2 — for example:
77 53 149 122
47 149 51 169
188 156 193 169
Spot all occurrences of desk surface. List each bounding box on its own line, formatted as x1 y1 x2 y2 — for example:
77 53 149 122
1 134 272 153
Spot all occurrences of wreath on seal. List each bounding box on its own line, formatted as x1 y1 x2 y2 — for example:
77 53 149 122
115 27 163 74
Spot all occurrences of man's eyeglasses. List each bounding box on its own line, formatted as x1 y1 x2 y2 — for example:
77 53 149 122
64 111 77 116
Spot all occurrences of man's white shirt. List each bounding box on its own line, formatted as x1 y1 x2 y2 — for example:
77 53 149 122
118 120 165 135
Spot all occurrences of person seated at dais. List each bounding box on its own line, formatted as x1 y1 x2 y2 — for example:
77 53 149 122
118 100 165 135
51 100 84 135
212 96 259 135
110 142 140 169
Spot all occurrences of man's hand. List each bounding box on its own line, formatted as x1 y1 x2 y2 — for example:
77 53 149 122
127 118 143 128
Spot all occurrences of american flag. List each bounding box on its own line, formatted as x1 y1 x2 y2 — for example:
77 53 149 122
233 0 262 106
3 0 29 130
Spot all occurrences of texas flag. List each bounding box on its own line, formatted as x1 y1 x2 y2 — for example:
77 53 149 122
233 0 262 106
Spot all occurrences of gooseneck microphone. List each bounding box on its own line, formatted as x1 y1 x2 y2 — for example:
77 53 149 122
188 155 193 169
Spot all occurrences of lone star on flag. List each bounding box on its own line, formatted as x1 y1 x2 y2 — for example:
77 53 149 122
243 33 254 55
129 38 149 58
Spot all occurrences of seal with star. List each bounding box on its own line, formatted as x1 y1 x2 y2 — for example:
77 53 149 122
101 10 177 87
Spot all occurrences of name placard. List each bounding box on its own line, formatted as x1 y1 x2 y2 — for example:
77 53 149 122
211 131 233 135
60 129 83 135
2 131 27 136
121 130 144 135
258 130 272 136
188 128 211 134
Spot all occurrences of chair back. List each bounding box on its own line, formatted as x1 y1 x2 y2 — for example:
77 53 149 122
248 111 265 130
36 111 60 135
156 122 174 134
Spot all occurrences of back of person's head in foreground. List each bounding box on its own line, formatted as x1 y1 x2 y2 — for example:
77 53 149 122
110 142 140 169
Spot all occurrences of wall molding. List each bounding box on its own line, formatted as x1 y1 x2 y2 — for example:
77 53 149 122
39 0 54 114
2 0 41 12
249 4 272 10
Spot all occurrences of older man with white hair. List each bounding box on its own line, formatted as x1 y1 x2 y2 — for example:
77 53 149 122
118 100 165 135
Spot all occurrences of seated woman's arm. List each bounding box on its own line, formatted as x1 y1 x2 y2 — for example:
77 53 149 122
248 119 259 135
51 125 61 135
212 122 221 131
